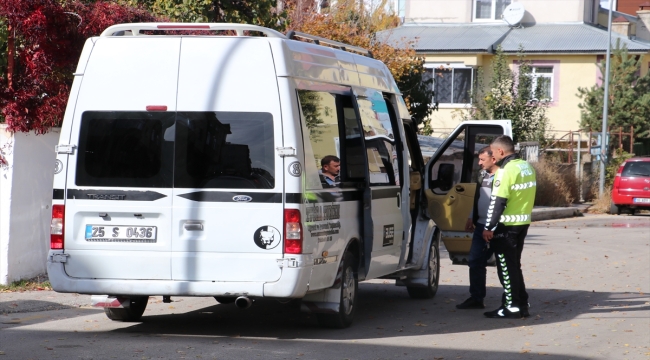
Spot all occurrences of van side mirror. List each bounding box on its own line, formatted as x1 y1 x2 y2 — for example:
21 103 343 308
431 163 454 191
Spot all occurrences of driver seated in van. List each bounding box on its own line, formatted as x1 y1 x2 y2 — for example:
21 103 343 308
319 155 341 188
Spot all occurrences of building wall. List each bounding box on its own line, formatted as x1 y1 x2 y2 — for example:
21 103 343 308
617 0 648 15
421 53 648 136
404 0 588 24
0 125 60 285
406 0 473 23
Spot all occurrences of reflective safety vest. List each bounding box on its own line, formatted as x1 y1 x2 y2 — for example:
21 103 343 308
488 157 536 227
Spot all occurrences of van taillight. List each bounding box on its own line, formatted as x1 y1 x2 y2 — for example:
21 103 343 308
51 205 65 249
284 209 302 254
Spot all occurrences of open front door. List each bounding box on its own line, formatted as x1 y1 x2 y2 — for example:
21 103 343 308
423 121 511 264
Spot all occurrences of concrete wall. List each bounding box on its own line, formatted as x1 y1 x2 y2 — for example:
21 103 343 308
405 0 588 24
0 125 60 285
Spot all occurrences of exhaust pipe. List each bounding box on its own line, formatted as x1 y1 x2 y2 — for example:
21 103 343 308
235 296 253 309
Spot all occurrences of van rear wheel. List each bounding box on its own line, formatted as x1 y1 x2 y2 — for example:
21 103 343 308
407 233 440 299
317 251 358 328
104 296 149 322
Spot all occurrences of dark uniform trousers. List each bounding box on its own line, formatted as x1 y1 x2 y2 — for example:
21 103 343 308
491 223 529 310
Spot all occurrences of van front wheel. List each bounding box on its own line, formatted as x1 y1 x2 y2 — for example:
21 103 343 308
104 296 149 322
316 251 358 328
407 233 440 299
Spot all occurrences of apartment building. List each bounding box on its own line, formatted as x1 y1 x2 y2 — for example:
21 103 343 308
383 0 650 133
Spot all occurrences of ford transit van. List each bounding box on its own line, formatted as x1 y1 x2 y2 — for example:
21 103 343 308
48 23 511 328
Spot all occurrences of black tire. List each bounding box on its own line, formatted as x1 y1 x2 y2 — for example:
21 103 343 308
610 203 621 215
214 296 236 304
104 296 149 322
317 251 358 328
407 232 440 299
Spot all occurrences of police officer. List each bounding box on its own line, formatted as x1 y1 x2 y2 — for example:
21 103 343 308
482 135 536 319
456 146 498 310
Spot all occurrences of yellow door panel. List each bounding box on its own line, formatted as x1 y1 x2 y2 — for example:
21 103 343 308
425 183 476 254
409 171 422 210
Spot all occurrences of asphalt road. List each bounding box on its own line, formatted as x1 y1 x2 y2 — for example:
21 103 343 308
1 214 648 360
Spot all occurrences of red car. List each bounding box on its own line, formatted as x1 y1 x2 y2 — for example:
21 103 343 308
611 156 650 215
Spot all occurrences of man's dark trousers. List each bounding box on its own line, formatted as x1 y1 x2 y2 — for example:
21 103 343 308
468 223 494 302
491 224 529 310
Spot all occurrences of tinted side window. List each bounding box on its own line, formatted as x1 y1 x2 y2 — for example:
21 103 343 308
299 91 341 190
76 112 174 188
356 90 399 186
174 112 275 189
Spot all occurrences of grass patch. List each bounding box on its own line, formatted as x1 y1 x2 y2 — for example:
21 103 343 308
0 275 51 293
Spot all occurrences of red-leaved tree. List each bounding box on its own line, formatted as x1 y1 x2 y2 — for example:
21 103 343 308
0 0 160 133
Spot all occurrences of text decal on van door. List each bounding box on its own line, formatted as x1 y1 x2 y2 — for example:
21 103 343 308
253 226 281 250
383 225 395 247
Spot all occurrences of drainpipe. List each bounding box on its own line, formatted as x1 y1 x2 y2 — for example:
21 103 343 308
576 132 584 202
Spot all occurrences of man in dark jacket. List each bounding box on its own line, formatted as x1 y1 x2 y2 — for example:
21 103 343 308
456 146 499 310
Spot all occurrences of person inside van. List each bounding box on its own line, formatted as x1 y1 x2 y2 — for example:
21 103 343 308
320 155 341 188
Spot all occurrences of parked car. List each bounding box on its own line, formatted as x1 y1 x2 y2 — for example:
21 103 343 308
610 156 650 215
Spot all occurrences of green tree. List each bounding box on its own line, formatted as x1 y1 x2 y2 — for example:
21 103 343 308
118 0 286 30
577 40 650 147
454 46 549 143
290 0 434 130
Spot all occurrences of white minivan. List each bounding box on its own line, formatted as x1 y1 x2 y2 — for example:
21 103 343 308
47 23 511 328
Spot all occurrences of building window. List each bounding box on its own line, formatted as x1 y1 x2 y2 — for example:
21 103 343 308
529 66 553 101
474 0 511 21
425 66 474 105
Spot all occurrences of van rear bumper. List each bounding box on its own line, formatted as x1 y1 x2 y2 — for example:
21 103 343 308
47 254 311 298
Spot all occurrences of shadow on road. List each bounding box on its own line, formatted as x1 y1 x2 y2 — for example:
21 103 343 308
0 300 76 315
111 283 649 341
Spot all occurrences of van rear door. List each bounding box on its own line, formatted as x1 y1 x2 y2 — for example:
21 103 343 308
171 37 284 282
63 37 180 280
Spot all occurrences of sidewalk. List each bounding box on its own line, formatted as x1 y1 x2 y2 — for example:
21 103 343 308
0 290 90 315
531 203 590 222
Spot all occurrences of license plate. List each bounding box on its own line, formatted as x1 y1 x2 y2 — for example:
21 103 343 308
633 198 650 203
85 225 157 242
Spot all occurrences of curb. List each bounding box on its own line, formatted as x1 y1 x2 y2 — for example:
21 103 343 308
531 207 583 222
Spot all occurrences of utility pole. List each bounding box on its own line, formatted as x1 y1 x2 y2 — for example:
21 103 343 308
599 0 614 197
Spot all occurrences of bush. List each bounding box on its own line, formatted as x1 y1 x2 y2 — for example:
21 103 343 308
588 185 612 214
532 159 579 206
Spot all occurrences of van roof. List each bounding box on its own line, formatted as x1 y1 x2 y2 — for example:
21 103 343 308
98 23 401 95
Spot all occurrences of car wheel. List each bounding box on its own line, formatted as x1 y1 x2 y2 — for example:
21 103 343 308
104 296 149 322
610 203 621 215
214 296 236 304
407 231 440 299
317 251 358 328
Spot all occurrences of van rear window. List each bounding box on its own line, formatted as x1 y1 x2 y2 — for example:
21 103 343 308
76 112 175 188
174 112 275 189
76 111 274 189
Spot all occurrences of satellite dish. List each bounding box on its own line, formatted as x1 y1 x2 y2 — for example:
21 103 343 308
502 2 525 26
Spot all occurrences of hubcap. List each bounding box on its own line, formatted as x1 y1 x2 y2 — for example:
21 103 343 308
341 267 355 315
